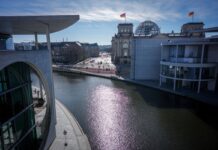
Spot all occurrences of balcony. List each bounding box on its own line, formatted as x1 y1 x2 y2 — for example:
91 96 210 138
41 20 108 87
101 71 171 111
169 57 201 63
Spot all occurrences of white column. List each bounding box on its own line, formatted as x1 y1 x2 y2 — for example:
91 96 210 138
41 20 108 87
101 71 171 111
173 45 178 91
159 70 162 86
46 25 51 52
34 32 39 50
160 43 163 61
160 45 163 86
197 44 205 93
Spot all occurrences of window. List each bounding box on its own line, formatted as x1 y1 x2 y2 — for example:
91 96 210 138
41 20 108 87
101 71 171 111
0 63 38 150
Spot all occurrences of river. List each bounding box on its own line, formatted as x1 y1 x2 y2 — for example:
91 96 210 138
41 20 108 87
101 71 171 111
53 72 218 150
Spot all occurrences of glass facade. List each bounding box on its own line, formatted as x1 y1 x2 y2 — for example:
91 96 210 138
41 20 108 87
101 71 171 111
135 21 160 36
0 63 38 150
0 34 14 50
0 34 10 50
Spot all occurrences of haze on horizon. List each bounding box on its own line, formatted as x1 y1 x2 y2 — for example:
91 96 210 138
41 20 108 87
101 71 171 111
1 0 218 45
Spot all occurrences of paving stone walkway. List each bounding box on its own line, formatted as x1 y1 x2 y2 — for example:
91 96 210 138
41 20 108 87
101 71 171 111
49 100 91 150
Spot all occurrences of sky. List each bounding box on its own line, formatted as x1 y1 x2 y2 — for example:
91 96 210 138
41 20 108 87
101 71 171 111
1 0 218 45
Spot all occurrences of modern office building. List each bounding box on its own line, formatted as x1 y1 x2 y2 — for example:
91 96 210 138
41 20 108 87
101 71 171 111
129 19 218 93
130 20 215 82
0 15 79 150
160 37 218 93
131 34 169 80
131 20 169 80
111 23 133 64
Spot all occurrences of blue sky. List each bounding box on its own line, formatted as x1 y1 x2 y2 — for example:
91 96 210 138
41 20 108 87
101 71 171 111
1 0 218 45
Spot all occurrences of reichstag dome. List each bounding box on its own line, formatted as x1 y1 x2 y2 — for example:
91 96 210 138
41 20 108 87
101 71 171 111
135 20 160 36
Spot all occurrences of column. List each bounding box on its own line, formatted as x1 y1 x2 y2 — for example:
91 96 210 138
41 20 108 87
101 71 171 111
34 32 39 50
160 45 163 86
46 25 51 52
197 44 205 93
173 45 178 91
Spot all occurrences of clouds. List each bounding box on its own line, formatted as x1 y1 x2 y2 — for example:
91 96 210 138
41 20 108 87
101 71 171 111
0 0 217 23
0 0 181 22
65 0 182 22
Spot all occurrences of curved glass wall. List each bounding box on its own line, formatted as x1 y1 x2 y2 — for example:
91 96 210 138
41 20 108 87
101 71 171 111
0 62 48 150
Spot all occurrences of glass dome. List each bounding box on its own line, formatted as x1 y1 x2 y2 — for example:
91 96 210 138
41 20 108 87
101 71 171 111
135 20 160 36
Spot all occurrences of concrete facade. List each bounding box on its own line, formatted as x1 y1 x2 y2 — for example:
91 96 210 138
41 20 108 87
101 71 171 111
0 15 79 149
131 35 169 80
0 50 56 149
111 23 133 64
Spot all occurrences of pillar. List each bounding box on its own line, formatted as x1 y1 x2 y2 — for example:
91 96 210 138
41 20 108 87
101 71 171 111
46 25 51 52
34 32 39 50
160 45 163 86
173 45 178 91
197 44 205 93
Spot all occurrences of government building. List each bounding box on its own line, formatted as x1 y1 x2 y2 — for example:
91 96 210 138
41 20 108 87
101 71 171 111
111 23 133 64
112 20 218 93
0 15 79 150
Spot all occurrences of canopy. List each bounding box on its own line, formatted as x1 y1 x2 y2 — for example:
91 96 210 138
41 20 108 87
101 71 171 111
0 15 79 35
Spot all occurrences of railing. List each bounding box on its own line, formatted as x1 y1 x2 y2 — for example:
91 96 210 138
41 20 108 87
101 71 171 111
0 103 35 150
0 82 31 97
169 57 201 63
160 74 215 81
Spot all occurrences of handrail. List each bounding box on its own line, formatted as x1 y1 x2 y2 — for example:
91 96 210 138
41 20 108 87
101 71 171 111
9 124 36 150
0 81 31 96
0 103 34 127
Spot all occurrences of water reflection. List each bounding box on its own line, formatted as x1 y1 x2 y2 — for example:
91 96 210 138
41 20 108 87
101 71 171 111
53 72 218 150
88 85 131 150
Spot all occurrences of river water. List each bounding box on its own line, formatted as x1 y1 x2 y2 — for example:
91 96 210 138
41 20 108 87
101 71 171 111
53 72 218 150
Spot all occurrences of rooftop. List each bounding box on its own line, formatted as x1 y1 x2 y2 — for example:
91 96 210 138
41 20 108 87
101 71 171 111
182 22 204 26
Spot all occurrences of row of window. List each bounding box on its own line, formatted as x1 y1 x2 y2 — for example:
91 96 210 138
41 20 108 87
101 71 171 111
161 65 216 80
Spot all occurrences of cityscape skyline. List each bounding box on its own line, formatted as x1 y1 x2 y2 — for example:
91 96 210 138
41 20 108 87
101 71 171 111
1 0 218 44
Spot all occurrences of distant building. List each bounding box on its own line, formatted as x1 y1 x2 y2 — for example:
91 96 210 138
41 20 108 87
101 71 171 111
131 20 168 80
51 42 99 64
81 42 99 58
111 23 133 64
52 42 84 64
15 42 35 50
130 19 218 93
99 45 111 52
181 22 204 37
135 20 160 36
131 21 208 80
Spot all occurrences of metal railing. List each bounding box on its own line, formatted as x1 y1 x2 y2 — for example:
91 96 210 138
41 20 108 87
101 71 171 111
0 103 35 150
